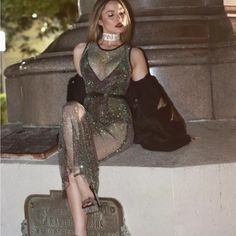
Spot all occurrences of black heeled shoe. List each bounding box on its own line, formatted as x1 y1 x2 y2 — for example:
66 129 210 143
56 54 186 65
82 187 101 214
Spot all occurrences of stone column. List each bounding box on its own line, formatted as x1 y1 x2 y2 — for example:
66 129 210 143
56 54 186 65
5 0 236 126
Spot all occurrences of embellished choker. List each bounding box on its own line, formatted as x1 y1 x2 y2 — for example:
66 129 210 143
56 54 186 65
102 33 120 42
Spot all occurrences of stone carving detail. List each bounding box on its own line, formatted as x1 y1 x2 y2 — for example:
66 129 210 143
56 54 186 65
23 190 131 236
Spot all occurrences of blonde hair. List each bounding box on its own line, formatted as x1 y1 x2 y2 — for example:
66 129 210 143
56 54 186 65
87 0 133 43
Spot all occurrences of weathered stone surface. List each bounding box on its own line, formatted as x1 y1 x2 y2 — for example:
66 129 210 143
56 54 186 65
151 65 213 120
212 62 236 119
225 6 236 34
205 0 223 5
5 71 74 125
5 77 23 123
1 125 58 159
101 120 236 168
0 124 23 138
145 46 211 67
4 0 236 126
211 43 236 63
133 20 209 46
208 18 235 43
127 0 221 8
2 121 236 168
20 73 69 125
5 54 74 77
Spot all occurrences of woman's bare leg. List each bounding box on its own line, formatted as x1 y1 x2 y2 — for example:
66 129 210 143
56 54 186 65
62 102 95 235
66 174 88 236
75 175 94 207
61 103 128 234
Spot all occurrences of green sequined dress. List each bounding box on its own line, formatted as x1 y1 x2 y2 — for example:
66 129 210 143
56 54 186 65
59 42 134 193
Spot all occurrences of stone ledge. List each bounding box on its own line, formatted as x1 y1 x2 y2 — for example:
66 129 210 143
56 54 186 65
1 120 236 168
1 125 58 160
102 120 236 167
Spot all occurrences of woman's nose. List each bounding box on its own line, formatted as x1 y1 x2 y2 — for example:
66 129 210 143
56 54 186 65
115 13 122 22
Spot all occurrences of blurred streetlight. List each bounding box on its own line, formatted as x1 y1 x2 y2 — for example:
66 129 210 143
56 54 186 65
0 30 6 93
0 31 6 52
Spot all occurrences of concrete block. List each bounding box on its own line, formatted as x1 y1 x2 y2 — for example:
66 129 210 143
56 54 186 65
129 0 203 8
102 121 236 167
150 65 213 120
172 165 221 236
209 18 235 42
133 21 209 46
205 0 223 6
1 162 236 236
219 164 236 236
5 77 23 123
212 62 236 119
21 72 74 125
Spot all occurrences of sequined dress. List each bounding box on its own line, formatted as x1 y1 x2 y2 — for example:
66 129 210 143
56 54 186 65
59 42 134 193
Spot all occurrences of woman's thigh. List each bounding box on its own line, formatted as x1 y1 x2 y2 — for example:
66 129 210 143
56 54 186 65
93 123 128 161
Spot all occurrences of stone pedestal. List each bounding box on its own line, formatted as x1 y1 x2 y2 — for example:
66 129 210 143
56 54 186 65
1 121 236 236
4 0 236 126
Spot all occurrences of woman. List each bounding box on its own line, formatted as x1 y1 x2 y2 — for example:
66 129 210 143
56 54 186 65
59 0 190 235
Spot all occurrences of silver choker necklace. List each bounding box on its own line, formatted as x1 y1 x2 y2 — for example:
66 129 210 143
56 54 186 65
102 33 120 42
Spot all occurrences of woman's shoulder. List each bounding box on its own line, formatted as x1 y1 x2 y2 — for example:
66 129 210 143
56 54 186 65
130 47 145 58
73 42 87 55
130 47 148 81
130 47 147 66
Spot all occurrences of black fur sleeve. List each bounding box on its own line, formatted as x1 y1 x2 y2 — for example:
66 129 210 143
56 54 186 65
126 73 191 151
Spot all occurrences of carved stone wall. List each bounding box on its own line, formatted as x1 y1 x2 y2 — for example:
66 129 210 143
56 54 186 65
5 0 236 125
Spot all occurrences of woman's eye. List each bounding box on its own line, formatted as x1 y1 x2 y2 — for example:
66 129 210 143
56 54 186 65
108 13 114 17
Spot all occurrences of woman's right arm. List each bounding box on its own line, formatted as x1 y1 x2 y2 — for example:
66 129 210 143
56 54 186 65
73 43 87 76
130 47 149 81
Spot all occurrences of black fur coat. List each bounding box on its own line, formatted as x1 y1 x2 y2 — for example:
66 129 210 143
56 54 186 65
67 73 191 151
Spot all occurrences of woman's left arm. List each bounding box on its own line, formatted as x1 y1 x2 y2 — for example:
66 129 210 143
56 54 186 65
130 47 149 81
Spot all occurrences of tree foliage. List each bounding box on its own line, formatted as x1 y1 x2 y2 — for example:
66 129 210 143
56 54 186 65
2 0 78 55
0 93 8 124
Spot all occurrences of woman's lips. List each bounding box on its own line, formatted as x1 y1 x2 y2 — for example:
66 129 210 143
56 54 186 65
115 23 123 28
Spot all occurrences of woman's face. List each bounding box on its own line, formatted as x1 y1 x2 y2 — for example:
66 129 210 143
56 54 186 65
99 1 128 34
